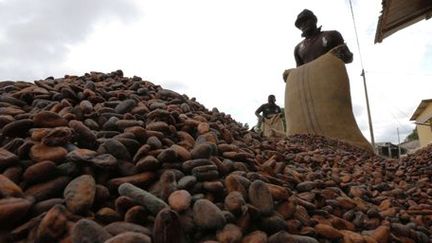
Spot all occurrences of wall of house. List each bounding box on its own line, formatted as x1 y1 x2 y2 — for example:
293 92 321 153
416 103 432 147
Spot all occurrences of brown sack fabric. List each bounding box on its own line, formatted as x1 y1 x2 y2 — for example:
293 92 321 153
284 52 373 152
260 114 285 138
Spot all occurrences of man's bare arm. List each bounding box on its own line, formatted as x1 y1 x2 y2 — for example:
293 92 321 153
330 44 353 64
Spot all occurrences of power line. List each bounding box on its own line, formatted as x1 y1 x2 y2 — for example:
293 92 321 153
348 0 375 148
367 87 412 119
348 0 365 69
366 70 432 77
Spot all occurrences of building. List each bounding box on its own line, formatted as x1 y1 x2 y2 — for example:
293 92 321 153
375 0 432 43
375 142 406 158
399 140 420 154
410 99 432 147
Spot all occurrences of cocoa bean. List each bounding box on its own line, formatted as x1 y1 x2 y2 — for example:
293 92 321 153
193 199 226 230
105 232 151 243
118 183 168 215
0 174 23 197
23 161 57 184
153 208 185 243
0 148 19 169
108 172 156 189
124 205 147 224
104 221 151 236
178 175 197 189
268 231 319 243
24 176 70 202
32 198 65 216
136 155 160 171
314 223 343 239
36 204 68 242
30 143 68 163
71 219 111 243
224 191 246 216
216 224 242 243
249 180 274 215
2 119 34 137
0 197 33 225
63 175 96 215
242 230 268 243
95 207 122 224
170 144 191 161
168 190 191 212
33 111 68 128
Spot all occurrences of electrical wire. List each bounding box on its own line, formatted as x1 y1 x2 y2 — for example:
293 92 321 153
348 0 376 146
348 0 365 70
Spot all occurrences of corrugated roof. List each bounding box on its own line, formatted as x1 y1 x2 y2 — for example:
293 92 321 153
410 99 432 121
375 0 432 43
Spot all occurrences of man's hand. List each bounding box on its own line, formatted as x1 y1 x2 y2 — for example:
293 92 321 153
330 44 353 64
283 68 294 82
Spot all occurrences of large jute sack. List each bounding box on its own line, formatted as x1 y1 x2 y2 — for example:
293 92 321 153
284 51 373 152
261 114 285 138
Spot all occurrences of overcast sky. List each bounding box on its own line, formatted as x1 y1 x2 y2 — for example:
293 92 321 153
1 0 431 144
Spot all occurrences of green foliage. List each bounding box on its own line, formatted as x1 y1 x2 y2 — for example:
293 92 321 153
405 128 418 142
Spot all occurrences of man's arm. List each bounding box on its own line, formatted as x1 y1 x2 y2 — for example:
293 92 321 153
294 45 304 67
283 45 302 82
328 31 353 64
255 105 264 118
332 44 353 63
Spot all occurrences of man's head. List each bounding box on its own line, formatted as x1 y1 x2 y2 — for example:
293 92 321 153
295 9 318 35
268 95 276 104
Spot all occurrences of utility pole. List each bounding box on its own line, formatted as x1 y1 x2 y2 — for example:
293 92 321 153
349 0 376 149
361 69 375 148
397 127 401 158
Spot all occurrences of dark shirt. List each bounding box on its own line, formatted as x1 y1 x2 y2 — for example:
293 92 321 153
256 103 281 119
294 30 345 66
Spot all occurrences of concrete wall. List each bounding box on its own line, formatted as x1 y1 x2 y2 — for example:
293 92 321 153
416 103 432 147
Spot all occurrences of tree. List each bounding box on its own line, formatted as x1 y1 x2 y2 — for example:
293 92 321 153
404 128 418 142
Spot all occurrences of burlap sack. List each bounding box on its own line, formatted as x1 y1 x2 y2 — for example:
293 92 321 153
260 114 285 138
284 51 373 152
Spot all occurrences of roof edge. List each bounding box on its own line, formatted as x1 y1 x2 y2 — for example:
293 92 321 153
410 99 432 121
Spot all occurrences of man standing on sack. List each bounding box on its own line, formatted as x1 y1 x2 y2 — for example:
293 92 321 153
282 9 374 152
283 9 353 81
255 95 285 138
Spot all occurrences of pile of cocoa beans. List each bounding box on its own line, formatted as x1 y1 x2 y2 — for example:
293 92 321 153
0 70 431 242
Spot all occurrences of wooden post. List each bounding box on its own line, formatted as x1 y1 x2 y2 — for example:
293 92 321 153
361 69 375 149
